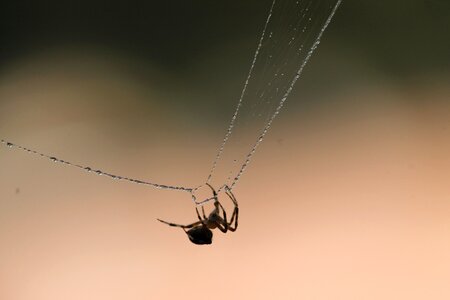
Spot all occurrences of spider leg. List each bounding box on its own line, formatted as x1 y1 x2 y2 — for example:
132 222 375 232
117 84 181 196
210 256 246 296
214 200 228 233
206 183 218 201
225 186 239 207
225 188 239 232
201 206 207 219
227 206 239 232
157 219 203 229
195 207 208 226
215 222 227 233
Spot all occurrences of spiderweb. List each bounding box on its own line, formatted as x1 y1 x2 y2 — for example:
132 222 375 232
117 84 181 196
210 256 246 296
205 0 342 199
1 0 342 204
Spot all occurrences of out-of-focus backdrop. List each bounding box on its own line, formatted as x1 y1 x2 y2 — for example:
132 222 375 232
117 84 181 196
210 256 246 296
0 0 449 299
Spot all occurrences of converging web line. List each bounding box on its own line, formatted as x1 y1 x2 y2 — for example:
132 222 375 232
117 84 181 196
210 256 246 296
205 0 277 185
206 0 343 194
0 139 193 193
229 0 343 191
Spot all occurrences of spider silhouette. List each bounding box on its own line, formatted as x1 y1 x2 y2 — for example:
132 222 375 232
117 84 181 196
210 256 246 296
157 183 239 245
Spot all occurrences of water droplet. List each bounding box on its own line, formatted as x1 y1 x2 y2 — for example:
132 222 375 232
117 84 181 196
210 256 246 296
49 157 57 162
84 167 92 172
95 170 103 176
6 142 13 148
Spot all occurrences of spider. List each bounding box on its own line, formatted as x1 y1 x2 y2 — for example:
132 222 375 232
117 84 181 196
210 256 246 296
157 183 239 245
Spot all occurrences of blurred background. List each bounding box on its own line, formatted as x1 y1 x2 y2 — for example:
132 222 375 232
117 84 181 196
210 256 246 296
0 0 449 299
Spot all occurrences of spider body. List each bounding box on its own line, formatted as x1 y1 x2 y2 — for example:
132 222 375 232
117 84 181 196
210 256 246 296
157 184 238 245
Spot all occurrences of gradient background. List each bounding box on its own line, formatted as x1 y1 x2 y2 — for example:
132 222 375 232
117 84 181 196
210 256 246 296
1 0 450 299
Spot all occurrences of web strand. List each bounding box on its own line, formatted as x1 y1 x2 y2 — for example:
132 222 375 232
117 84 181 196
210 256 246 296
205 0 277 184
0 139 193 193
202 0 343 196
229 0 342 190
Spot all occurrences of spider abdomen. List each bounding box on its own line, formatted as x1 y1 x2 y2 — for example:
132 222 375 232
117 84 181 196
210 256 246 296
187 226 213 245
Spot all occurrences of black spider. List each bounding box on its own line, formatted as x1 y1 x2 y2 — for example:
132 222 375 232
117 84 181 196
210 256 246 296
157 184 238 245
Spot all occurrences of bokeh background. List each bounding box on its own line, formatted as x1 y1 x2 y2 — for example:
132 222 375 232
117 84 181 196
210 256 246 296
1 0 449 299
